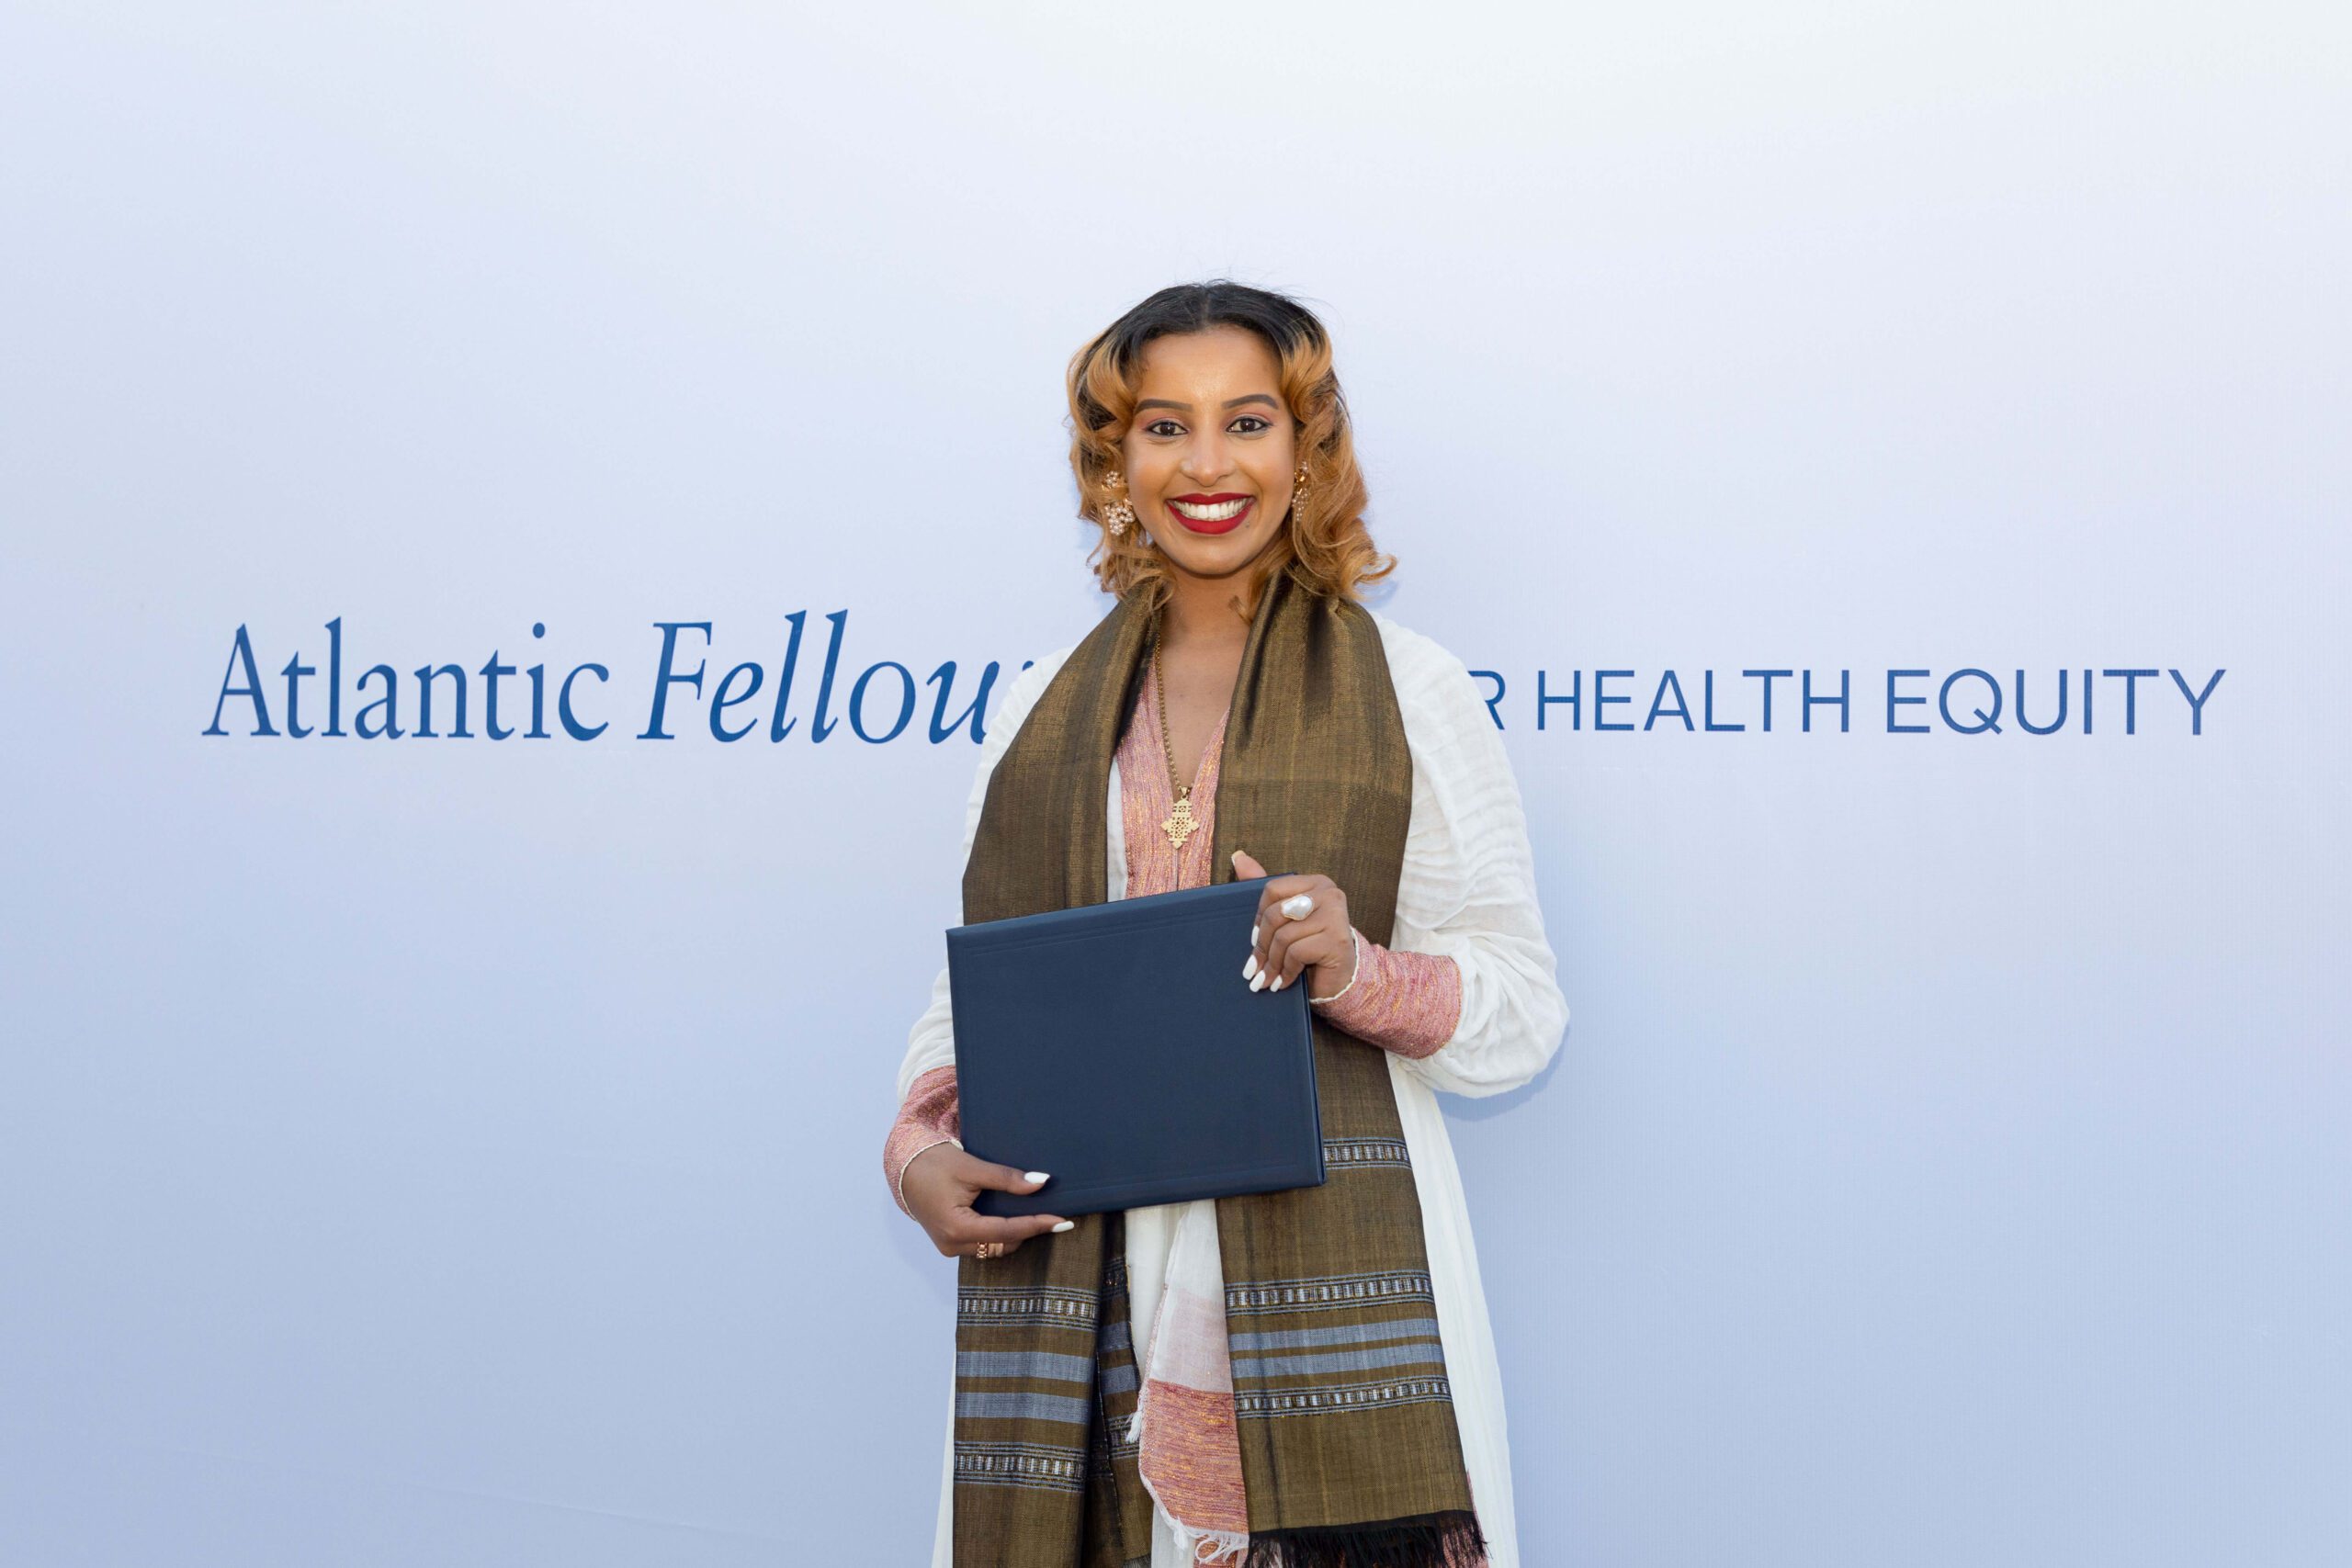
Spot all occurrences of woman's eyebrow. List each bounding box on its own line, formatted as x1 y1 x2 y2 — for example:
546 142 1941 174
1134 394 1281 413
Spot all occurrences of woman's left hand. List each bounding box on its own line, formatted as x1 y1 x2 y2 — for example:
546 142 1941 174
1231 848 1356 1001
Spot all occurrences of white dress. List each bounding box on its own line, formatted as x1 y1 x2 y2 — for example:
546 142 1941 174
895 608 1570 1568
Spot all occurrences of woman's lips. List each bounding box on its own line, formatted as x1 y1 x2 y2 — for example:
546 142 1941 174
1167 496 1253 535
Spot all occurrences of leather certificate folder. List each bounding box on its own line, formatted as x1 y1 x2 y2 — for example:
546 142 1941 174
947 876 1324 1219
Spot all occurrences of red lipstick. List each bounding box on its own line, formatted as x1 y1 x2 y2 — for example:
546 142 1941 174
1166 493 1254 536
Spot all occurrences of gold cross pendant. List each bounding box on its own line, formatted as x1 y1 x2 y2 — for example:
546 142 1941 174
1159 789 1200 851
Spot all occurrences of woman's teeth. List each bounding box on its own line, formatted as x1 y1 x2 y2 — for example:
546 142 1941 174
1168 498 1250 522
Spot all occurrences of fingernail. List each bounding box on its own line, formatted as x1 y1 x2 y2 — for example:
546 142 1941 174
1250 970 1267 992
1231 850 1244 863
1243 954 1259 980
1270 972 1286 991
1051 1220 1075 1233
1250 924 1259 944
1024 1171 1050 1183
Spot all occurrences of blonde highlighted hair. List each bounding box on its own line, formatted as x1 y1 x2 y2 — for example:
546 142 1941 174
1065 281 1395 623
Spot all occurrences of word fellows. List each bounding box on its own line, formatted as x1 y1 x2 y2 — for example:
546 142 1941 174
203 615 1016 744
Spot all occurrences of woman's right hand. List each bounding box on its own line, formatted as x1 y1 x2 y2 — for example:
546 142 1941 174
902 1144 1074 1259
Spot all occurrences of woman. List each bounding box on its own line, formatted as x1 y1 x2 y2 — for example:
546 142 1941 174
885 281 1568 1568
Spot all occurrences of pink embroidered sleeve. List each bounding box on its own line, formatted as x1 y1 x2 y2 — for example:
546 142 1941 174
884 1064 962 1218
1311 924 1463 1059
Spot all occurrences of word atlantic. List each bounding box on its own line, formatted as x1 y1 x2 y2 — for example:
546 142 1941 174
203 615 1019 743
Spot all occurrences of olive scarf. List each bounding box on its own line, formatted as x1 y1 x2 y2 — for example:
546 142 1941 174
952 564 1487 1567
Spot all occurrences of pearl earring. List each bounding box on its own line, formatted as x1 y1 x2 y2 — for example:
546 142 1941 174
1101 469 1137 537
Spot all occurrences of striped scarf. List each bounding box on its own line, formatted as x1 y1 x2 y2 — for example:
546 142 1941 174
952 565 1487 1567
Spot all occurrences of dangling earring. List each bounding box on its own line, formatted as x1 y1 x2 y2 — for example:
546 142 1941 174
1101 468 1137 537
1290 462 1311 523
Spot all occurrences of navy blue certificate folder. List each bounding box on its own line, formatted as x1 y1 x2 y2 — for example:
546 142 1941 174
947 876 1324 1219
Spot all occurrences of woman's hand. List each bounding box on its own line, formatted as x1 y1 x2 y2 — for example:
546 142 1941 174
1231 848 1358 1001
902 1143 1073 1260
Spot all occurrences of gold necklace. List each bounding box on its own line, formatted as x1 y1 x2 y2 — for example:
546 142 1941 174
1150 625 1203 852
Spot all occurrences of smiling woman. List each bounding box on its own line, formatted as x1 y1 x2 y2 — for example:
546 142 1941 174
1119 342 1295 543
884 280 1568 1568
1073 291 1390 627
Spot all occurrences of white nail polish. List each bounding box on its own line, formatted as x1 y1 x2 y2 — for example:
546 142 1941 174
1250 924 1259 944
1051 1220 1075 1232
1250 970 1267 992
1024 1171 1050 1183
1243 954 1258 980
1270 971 1285 990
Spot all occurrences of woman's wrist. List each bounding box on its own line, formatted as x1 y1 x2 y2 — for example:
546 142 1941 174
885 1065 963 1216
1310 929 1462 1058
1306 927 1363 1005
892 1134 962 1216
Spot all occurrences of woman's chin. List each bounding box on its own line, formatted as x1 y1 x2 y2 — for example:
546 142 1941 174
1160 525 1278 577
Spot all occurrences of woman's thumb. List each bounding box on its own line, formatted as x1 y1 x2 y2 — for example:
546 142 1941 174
1231 848 1263 876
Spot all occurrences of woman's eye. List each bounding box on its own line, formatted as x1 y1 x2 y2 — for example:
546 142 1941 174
1232 415 1271 434
1145 419 1183 438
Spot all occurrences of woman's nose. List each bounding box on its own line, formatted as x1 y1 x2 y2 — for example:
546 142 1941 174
1182 432 1231 483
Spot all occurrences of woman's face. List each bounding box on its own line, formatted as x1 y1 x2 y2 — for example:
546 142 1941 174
1118 324 1298 586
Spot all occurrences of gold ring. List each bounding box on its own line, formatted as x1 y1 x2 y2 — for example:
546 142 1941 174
976 1240 1000 1260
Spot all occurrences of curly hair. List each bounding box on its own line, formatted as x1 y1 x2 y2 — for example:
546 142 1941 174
1065 280 1395 623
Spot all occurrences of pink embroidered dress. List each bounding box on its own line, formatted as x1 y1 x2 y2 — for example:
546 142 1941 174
885 670 1464 1557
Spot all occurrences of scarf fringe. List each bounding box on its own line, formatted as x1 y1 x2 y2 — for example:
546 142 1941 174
1241 1508 1487 1568
1187 1527 1250 1563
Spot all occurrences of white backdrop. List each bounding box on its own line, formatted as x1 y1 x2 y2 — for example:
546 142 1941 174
4 4 2346 1564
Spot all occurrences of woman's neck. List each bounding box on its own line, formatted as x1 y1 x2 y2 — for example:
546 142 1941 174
1158 579 1245 653
1155 552 1276 654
